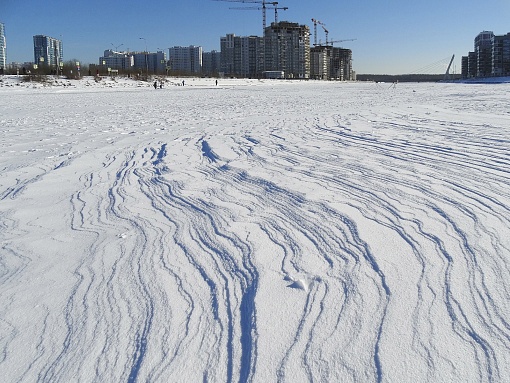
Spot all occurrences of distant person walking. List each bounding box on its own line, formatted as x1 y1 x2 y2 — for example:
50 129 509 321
215 79 218 86
182 80 185 86
153 81 157 89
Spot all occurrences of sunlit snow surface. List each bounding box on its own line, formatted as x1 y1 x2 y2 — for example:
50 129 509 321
1 77 510 382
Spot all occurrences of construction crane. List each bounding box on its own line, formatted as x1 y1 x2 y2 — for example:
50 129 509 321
214 0 270 32
230 2 288 24
327 38 357 47
322 25 329 46
269 2 288 24
311 18 326 46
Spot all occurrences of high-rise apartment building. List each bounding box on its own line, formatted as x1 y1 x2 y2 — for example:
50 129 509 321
264 22 310 79
0 22 6 71
492 33 510 77
462 31 510 78
202 50 221 76
220 34 264 77
311 46 353 81
220 34 236 75
475 31 494 77
310 46 330 80
33 35 63 69
240 36 264 77
169 46 202 74
330 48 353 81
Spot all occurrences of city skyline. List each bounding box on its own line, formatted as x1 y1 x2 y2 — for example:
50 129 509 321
1 0 510 74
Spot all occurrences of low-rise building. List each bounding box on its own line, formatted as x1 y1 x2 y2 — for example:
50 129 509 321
99 50 134 71
132 51 166 74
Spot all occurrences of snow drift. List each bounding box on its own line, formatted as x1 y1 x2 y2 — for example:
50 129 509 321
1 76 509 382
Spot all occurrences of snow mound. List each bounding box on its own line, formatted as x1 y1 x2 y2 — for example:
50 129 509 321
285 274 316 292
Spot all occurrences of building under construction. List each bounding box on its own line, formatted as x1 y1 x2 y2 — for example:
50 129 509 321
263 21 310 79
310 46 330 80
310 45 353 81
219 16 354 79
330 47 353 80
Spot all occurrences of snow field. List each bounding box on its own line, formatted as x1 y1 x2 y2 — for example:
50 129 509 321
1 77 510 382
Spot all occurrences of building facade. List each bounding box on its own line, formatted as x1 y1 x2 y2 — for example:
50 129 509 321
33 35 63 69
462 31 510 78
220 34 236 75
202 50 221 76
475 31 494 77
0 22 6 72
310 46 330 80
169 46 202 74
492 33 510 77
467 51 477 78
149 51 167 73
264 22 310 79
220 34 265 77
240 36 264 77
99 50 134 71
330 47 353 81
132 51 166 74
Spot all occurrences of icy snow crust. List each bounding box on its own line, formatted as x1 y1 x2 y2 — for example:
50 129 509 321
1 77 509 382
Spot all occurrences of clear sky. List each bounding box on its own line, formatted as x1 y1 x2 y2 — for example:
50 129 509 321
1 0 509 74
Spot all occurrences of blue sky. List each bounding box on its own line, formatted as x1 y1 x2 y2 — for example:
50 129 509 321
1 0 509 74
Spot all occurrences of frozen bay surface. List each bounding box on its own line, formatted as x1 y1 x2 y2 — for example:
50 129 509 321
1 78 510 382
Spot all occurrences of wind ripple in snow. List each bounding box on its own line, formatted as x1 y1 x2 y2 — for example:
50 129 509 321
0 81 509 382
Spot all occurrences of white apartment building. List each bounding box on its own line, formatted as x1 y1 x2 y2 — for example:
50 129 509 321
0 22 6 71
169 46 203 73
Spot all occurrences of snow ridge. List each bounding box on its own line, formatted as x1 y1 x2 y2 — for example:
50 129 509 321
0 79 509 382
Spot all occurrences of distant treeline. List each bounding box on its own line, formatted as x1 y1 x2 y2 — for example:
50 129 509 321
357 74 461 82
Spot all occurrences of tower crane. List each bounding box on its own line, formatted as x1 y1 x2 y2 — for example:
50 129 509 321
214 0 270 33
230 2 288 25
311 18 326 46
322 25 329 46
327 38 357 47
271 3 288 24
